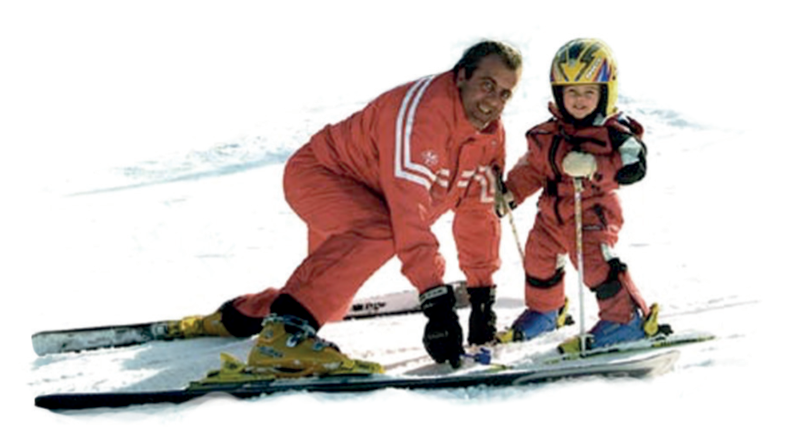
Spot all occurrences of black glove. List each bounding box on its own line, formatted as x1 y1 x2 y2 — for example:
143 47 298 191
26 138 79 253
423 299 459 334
467 286 497 345
420 285 465 367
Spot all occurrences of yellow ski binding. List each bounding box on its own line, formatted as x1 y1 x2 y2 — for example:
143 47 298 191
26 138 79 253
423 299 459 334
189 352 384 389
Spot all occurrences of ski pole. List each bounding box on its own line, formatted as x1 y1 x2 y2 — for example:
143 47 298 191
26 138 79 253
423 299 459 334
492 167 525 262
573 177 588 354
505 199 525 263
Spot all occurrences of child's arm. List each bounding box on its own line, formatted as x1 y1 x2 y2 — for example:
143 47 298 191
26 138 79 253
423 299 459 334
609 117 647 185
504 130 548 206
583 117 647 188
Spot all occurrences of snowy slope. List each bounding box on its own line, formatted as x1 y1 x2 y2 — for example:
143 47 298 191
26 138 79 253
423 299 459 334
5 1 798 445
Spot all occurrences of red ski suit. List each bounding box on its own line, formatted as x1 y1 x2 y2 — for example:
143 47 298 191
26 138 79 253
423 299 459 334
233 72 504 325
505 104 648 324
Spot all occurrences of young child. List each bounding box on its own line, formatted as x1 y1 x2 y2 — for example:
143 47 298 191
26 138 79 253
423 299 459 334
497 38 662 351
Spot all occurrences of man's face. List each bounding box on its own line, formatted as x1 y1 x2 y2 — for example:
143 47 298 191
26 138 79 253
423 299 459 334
562 84 601 120
457 54 521 130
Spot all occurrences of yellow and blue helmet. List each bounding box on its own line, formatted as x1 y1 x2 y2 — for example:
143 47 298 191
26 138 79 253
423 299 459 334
550 38 618 119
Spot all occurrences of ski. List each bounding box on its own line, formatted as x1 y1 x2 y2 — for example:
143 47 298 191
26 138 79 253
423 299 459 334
34 349 679 411
31 282 468 356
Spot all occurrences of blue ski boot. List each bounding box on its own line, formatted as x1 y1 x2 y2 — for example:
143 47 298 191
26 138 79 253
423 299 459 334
589 310 646 348
496 299 572 343
559 303 668 353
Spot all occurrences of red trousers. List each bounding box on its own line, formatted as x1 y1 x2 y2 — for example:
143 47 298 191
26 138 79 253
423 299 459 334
524 201 648 324
231 146 396 324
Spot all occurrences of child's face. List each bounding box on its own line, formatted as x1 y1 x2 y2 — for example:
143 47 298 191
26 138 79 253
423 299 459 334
562 84 601 120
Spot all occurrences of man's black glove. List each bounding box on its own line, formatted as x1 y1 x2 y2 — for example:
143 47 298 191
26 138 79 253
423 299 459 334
420 285 465 367
467 286 497 345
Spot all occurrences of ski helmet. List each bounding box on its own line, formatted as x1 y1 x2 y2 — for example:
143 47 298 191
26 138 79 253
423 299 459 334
550 38 618 119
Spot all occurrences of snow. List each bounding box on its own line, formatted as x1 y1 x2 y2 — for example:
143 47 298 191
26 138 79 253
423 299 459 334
4 0 798 445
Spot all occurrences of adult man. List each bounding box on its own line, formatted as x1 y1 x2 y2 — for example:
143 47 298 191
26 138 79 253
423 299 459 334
177 40 523 373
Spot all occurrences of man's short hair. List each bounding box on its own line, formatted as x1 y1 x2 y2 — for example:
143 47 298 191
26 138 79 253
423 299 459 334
453 40 523 79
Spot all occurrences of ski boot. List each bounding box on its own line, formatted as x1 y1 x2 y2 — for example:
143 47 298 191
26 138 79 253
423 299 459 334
246 315 383 378
558 303 671 354
167 311 231 338
496 299 573 343
166 300 264 339
192 315 383 387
